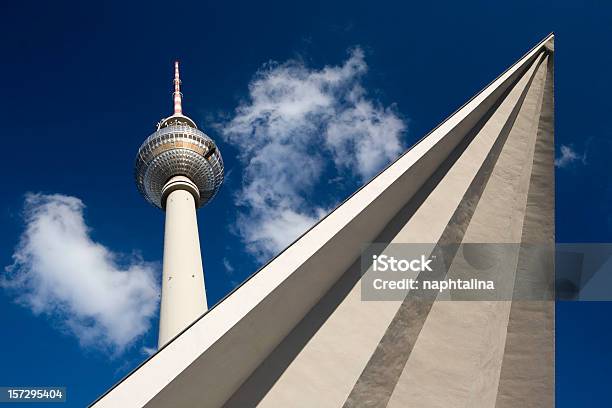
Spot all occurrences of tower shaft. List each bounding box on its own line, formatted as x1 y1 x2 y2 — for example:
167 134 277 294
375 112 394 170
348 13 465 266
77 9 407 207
158 176 208 348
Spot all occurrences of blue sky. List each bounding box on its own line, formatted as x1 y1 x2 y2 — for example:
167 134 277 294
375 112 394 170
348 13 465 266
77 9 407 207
0 0 610 406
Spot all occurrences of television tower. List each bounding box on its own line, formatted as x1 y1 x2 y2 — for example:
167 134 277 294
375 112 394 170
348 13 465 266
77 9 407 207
135 61 224 348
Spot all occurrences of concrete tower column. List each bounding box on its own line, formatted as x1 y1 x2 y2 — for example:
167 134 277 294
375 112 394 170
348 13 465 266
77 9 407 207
134 61 224 350
158 176 208 348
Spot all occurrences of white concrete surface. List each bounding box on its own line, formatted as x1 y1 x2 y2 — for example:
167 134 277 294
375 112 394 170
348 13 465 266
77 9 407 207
243 49 547 408
387 54 550 408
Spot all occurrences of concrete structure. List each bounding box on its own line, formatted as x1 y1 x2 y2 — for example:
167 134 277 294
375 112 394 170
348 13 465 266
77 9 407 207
93 34 554 407
134 62 224 348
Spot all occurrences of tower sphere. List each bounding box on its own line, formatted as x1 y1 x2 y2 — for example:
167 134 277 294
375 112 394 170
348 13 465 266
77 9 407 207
134 63 224 209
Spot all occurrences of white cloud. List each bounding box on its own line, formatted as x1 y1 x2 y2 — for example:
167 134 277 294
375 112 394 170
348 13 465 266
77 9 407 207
141 346 156 357
325 87 405 178
222 257 234 274
1 194 159 352
555 144 585 168
219 48 405 261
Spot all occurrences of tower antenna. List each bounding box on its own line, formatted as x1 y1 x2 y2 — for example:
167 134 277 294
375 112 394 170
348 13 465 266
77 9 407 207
173 60 183 115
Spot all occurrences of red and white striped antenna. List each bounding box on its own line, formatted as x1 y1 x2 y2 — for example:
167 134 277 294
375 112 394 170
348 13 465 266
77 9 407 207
173 60 183 115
